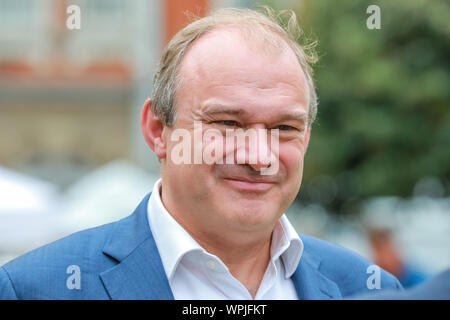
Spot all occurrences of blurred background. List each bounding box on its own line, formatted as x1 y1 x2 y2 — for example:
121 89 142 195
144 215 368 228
0 0 449 289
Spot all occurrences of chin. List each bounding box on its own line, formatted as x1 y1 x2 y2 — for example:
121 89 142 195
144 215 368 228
222 198 280 228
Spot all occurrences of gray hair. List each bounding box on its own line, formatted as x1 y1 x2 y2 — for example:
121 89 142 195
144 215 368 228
151 6 318 127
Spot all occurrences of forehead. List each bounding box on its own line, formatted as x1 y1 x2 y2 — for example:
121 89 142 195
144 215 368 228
177 27 309 117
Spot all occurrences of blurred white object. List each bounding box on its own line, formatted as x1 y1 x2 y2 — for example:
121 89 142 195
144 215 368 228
0 166 62 264
60 160 159 234
0 166 59 215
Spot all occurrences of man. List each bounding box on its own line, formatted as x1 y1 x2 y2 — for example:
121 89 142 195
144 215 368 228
0 8 401 300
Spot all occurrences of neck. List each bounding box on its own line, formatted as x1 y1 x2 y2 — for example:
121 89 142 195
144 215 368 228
193 226 273 299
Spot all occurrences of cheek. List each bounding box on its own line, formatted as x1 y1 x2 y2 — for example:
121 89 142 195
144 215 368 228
278 144 305 209
201 130 227 164
279 143 305 181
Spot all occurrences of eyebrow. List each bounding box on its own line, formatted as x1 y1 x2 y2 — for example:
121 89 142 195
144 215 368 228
275 111 308 123
201 105 308 123
201 105 248 117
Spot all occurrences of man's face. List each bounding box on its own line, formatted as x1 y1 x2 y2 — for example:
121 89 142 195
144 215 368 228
160 29 310 236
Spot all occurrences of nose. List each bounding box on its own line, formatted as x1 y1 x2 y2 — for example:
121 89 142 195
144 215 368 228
234 128 272 172
249 161 271 172
250 131 272 172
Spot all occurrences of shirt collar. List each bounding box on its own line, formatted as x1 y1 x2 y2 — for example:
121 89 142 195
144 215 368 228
271 215 304 278
147 178 202 281
147 178 303 281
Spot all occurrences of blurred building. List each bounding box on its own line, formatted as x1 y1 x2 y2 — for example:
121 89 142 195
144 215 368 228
0 0 257 187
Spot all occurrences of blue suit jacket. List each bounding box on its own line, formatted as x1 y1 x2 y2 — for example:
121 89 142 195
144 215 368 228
0 193 402 299
350 268 450 300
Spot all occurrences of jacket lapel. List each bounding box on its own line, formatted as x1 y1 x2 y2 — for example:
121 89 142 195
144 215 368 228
98 193 341 300
99 193 174 300
292 249 342 300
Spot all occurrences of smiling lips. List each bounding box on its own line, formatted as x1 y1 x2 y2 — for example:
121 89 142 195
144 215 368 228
223 176 277 192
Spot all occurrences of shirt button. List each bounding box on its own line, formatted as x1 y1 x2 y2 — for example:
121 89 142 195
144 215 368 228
206 260 216 270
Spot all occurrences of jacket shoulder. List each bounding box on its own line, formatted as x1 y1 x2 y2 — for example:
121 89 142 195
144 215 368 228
300 234 402 297
0 219 120 299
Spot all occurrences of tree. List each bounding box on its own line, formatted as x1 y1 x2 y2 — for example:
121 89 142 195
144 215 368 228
267 0 450 214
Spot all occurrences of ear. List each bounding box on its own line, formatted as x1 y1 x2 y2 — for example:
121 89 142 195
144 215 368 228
141 99 166 159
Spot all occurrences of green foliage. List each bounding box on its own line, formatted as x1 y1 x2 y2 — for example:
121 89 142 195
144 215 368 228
266 0 450 213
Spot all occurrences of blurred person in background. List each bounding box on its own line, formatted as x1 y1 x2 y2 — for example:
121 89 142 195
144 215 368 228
368 227 428 288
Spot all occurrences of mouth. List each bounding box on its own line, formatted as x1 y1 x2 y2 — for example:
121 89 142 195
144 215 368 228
223 177 276 192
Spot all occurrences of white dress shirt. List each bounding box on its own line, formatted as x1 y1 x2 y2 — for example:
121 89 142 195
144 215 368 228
147 179 303 300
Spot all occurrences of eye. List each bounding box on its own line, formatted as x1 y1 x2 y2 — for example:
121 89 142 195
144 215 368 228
219 120 239 127
277 124 295 131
